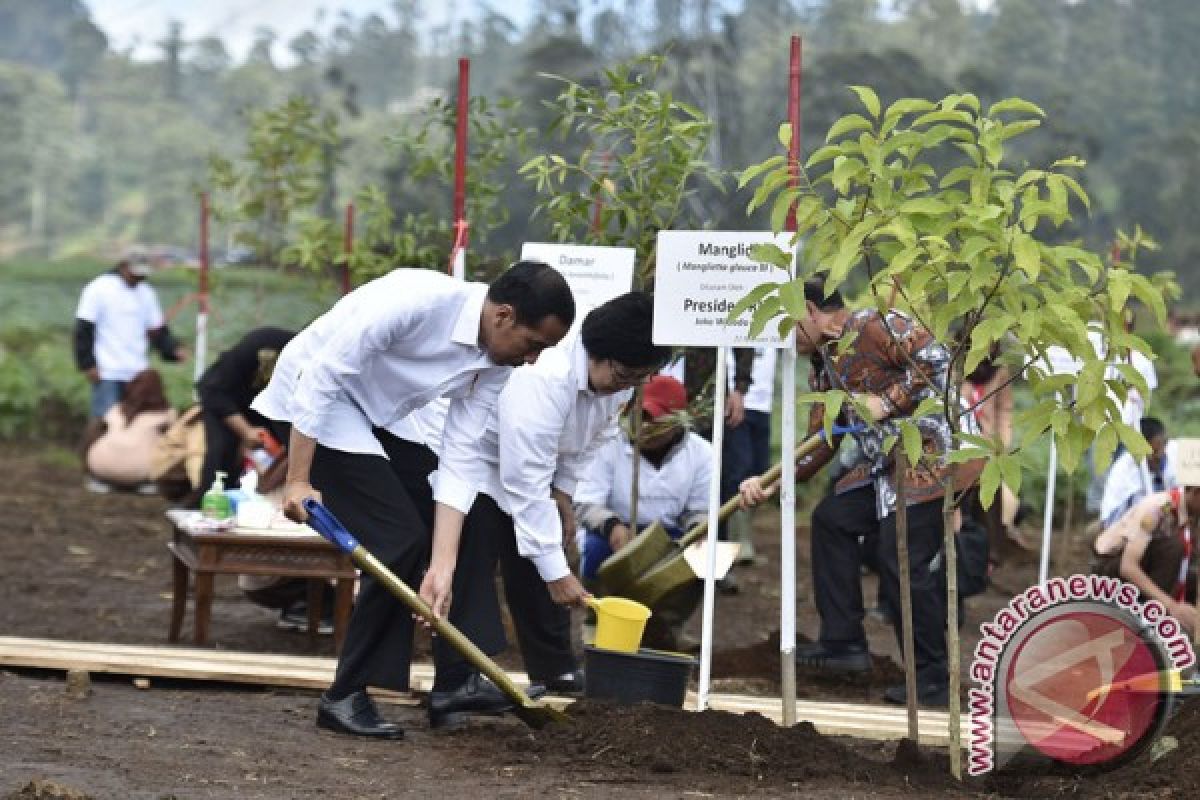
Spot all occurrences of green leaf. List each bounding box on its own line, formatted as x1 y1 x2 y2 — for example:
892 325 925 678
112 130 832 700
897 197 952 215
1012 233 1041 278
826 114 874 143
777 122 794 150
778 280 807 320
849 85 881 118
987 97 1046 118
726 282 779 324
900 422 924 467
884 97 936 118
998 454 1022 495
979 460 1001 510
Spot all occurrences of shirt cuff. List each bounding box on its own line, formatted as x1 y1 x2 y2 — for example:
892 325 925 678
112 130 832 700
530 548 570 583
432 470 479 515
551 474 578 497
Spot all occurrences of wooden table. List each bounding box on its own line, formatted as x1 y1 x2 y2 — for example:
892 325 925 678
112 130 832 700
167 520 356 654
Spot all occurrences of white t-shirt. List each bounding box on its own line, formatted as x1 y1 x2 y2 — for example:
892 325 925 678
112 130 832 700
75 273 165 382
729 346 777 414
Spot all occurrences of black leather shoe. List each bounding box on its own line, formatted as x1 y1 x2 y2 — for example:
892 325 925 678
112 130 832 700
316 690 404 739
884 680 949 708
428 672 514 730
528 669 585 697
796 640 872 673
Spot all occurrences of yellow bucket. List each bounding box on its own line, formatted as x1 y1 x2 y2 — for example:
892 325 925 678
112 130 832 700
588 596 652 653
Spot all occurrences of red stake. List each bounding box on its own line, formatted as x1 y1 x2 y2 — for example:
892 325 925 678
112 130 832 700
342 202 354 295
786 37 802 233
449 57 470 276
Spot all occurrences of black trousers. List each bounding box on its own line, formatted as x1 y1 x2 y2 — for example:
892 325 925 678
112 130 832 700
448 493 578 682
317 430 502 695
198 407 287 492
811 484 948 685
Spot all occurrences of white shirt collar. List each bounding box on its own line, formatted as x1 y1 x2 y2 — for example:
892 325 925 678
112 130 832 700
451 283 488 348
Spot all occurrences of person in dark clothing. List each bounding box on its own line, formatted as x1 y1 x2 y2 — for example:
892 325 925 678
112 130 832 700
195 326 295 493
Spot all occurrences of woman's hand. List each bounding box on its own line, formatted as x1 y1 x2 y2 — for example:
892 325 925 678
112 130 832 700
419 564 455 621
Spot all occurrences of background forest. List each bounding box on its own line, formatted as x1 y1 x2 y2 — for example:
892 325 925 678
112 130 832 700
2 0 1198 293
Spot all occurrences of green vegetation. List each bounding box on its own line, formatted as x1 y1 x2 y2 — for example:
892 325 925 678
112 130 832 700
0 259 333 439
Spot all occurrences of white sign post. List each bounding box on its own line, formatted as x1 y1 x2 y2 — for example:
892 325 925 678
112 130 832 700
654 230 792 711
521 242 636 318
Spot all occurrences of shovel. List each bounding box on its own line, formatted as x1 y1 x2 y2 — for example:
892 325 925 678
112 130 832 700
597 424 861 598
302 499 568 729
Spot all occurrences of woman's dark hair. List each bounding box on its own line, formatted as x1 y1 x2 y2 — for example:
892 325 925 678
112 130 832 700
119 369 169 425
487 260 576 329
582 292 671 368
803 280 844 310
1140 416 1165 442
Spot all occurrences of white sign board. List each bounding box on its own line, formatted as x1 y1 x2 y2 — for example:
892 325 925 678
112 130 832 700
653 230 793 348
521 242 636 314
1175 439 1200 486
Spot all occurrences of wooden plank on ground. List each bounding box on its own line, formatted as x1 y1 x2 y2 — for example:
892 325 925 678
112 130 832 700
0 637 961 744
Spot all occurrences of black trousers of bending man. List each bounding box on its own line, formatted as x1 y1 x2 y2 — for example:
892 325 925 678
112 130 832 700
811 484 949 686
444 493 579 685
315 428 503 697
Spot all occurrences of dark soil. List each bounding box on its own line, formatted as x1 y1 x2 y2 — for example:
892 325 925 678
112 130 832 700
5 442 1178 799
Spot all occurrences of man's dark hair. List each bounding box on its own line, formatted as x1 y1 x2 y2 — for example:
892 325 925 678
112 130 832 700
1140 416 1166 441
582 292 671 368
488 260 576 329
803 280 845 310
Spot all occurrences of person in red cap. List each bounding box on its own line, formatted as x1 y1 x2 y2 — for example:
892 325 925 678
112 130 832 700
574 374 713 649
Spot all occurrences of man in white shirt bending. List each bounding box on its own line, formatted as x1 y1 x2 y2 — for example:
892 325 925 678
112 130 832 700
422 292 669 703
254 261 575 739
74 258 187 419
575 374 711 650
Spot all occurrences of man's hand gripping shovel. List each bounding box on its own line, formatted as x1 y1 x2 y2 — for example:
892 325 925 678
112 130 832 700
302 499 569 729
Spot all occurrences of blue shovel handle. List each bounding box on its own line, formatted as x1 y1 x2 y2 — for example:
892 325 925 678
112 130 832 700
303 499 360 553
827 423 865 437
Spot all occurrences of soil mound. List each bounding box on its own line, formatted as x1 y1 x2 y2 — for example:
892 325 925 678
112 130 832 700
1102 695 1200 797
520 699 954 790
5 781 92 800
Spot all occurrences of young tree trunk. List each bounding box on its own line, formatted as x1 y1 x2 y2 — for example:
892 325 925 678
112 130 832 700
944 465 962 779
894 449 919 742
1056 473 1076 572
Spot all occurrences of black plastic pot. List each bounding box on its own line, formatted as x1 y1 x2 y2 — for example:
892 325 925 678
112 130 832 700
583 645 697 708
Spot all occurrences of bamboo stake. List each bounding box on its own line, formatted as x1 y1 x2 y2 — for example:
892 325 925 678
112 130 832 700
944 464 962 779
1056 472 1076 572
894 448 919 742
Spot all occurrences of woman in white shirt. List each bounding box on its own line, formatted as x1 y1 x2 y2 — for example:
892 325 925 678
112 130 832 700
423 292 670 700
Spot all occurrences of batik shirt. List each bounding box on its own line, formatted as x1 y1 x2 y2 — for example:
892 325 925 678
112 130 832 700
796 308 969 518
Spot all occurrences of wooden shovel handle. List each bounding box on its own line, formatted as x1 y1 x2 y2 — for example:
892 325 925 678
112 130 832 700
675 429 829 550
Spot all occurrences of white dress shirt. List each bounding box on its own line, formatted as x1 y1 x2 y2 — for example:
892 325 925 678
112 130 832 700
434 333 629 582
575 430 712 532
251 269 509 496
